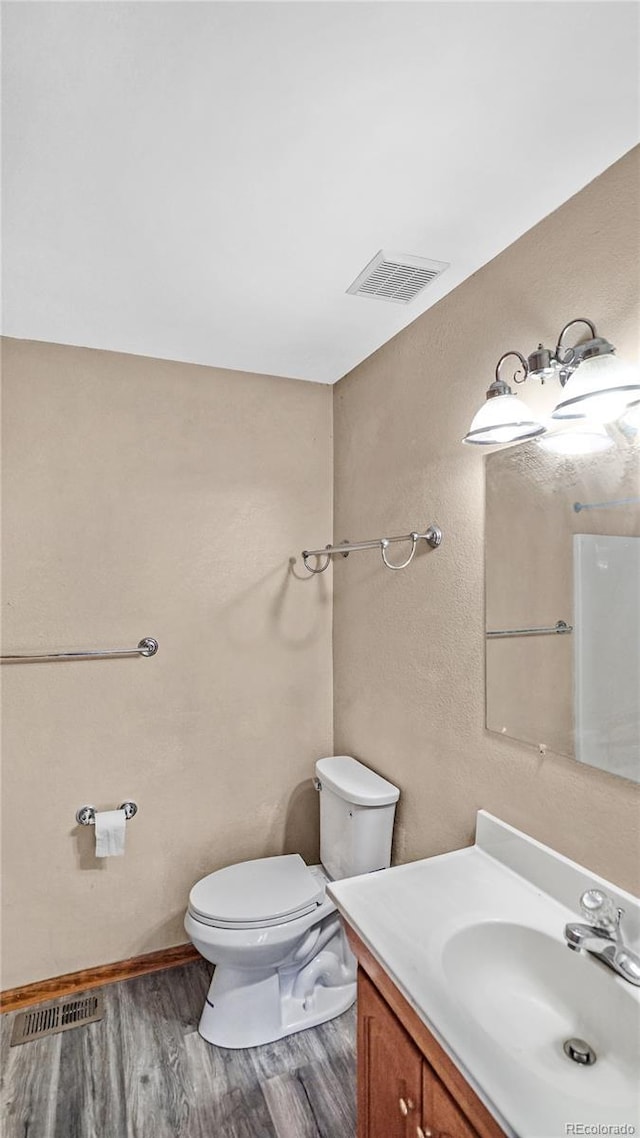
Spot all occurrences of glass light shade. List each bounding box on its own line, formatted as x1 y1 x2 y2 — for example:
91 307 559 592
552 353 640 422
462 392 546 445
538 424 613 456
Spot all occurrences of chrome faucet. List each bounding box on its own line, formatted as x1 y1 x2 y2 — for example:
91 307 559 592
564 889 640 987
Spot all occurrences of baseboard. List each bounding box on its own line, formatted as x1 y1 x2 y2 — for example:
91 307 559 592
0 942 200 1014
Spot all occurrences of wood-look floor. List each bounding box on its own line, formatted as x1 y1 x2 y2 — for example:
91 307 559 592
0 960 356 1138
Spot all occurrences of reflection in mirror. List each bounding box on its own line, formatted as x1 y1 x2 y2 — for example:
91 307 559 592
485 421 640 783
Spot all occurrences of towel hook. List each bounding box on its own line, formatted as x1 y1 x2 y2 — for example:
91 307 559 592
302 546 333 574
380 532 419 571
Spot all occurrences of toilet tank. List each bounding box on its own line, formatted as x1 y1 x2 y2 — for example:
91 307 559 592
315 756 400 881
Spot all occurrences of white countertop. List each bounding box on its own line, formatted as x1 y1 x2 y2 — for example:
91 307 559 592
327 811 640 1138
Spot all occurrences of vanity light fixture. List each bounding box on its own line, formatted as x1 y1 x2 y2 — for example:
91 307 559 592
528 317 640 423
461 352 546 446
464 317 639 449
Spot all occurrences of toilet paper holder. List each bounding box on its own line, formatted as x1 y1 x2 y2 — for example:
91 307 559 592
76 802 138 826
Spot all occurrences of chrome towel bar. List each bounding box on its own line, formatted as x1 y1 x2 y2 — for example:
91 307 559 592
573 497 640 513
486 620 573 639
1 637 159 664
302 525 442 574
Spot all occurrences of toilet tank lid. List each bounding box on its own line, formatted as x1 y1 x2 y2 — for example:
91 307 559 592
315 756 400 806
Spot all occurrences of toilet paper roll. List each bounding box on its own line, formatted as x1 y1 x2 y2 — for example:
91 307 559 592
94 809 127 858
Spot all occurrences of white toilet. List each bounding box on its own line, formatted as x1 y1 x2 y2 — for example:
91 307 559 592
184 755 400 1048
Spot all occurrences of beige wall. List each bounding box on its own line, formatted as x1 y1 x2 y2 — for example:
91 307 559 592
333 146 640 893
1 341 333 989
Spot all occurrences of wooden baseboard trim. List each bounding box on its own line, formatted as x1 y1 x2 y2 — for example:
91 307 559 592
1 942 200 1014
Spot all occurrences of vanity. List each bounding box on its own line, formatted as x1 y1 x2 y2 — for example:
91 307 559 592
327 812 640 1138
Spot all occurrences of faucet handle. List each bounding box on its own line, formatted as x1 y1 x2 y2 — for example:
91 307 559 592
580 889 621 932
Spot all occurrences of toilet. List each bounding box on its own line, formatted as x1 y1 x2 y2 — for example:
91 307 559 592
184 755 400 1048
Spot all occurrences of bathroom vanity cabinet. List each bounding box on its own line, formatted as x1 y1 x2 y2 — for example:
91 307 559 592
348 928 505 1138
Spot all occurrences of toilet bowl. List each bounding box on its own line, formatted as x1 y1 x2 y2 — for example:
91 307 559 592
185 859 355 1048
185 755 400 1048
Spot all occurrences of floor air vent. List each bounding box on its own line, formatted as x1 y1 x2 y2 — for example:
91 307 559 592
10 992 104 1046
347 250 449 304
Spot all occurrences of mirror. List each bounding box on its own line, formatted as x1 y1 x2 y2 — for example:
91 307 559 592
485 421 640 783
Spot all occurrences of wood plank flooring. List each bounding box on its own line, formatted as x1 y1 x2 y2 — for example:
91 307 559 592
0 960 356 1138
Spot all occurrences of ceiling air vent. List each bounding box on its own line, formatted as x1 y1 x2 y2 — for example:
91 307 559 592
347 250 449 304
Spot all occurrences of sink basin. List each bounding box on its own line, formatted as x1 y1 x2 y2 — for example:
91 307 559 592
443 921 640 1114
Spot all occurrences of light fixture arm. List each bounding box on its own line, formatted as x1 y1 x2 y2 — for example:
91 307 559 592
493 350 529 391
555 317 597 362
552 317 616 387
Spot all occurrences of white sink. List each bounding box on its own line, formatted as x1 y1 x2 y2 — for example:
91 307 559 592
443 920 640 1116
328 811 640 1138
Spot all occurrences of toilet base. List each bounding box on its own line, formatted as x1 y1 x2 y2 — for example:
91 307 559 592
197 937 357 1048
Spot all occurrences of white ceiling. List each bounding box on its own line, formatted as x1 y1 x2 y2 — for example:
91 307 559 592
2 2 638 384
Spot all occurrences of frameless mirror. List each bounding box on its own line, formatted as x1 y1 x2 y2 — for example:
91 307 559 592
485 421 640 783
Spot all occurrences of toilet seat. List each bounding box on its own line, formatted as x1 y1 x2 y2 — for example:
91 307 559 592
188 854 325 930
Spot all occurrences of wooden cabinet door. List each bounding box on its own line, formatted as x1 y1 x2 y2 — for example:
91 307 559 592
357 969 423 1138
422 1060 480 1138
